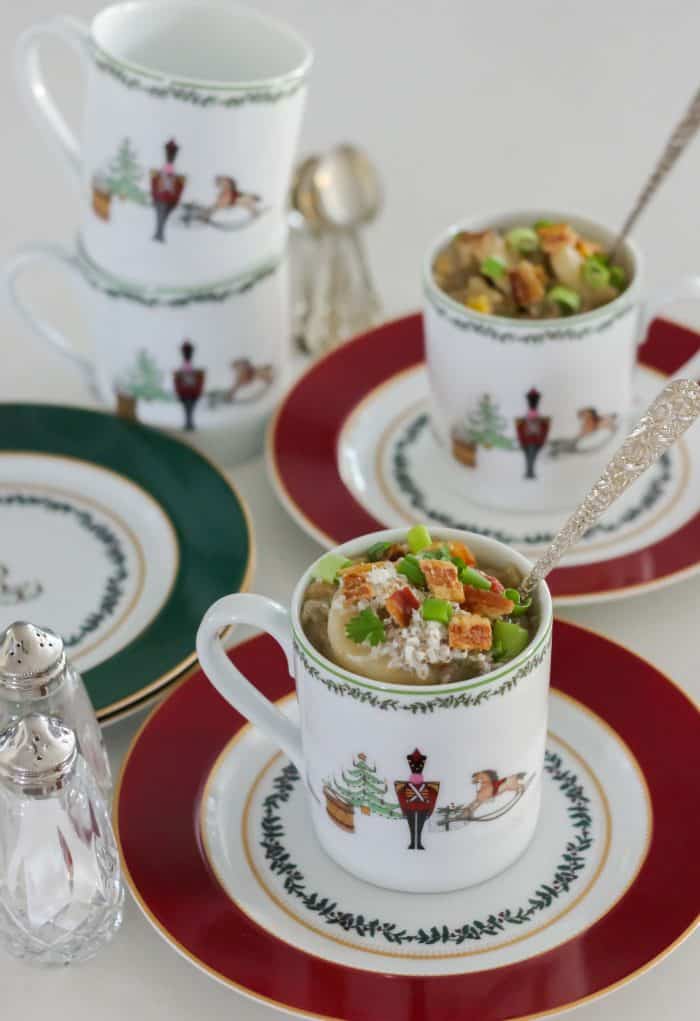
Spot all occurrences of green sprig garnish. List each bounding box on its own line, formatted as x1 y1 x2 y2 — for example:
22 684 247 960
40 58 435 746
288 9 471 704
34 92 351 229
419 545 451 561
345 608 386 646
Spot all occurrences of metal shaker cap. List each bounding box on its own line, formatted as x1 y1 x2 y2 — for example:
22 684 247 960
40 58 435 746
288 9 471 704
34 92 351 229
0 713 77 796
0 622 66 697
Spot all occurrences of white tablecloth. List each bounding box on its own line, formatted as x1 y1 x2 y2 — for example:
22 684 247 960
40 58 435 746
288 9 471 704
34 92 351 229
1 0 697 1016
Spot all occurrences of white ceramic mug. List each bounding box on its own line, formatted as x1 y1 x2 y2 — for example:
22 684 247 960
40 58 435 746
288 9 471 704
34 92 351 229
5 242 289 464
424 210 700 513
16 1 311 288
196 528 553 893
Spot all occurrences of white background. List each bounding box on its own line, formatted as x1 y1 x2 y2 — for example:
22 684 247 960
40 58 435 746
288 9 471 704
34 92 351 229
0 0 698 1018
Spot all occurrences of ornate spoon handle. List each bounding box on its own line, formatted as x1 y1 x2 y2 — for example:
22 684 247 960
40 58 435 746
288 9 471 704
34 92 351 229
611 85 700 256
520 379 700 597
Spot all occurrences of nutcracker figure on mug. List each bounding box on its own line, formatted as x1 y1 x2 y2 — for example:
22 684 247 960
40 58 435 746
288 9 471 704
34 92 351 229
394 749 440 851
173 341 205 431
515 388 551 480
150 139 186 243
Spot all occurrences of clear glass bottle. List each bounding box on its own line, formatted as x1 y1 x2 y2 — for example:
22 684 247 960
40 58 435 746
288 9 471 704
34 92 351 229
0 713 123 965
0 623 112 801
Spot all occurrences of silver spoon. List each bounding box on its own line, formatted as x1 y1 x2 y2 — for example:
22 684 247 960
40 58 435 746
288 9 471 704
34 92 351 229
611 84 700 257
289 155 323 352
312 143 382 325
520 379 700 598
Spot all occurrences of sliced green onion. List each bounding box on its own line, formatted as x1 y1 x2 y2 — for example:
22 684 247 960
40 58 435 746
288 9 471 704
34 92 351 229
506 227 539 254
609 265 627 290
397 556 426 588
480 256 507 281
492 619 529 659
407 524 432 554
460 566 491 590
313 553 353 584
547 285 581 315
510 597 532 618
589 251 610 265
504 587 520 604
582 256 610 289
421 598 454 624
491 640 506 661
366 541 392 562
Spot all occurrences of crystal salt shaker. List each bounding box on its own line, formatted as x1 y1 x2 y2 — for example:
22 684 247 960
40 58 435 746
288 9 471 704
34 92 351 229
0 623 112 801
0 714 123 965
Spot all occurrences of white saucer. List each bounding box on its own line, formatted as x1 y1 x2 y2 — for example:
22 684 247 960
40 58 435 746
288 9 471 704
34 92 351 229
201 690 648 976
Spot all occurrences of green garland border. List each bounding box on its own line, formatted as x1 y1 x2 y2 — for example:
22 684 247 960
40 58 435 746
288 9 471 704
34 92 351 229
0 491 128 647
78 244 280 306
391 414 673 546
91 44 307 107
424 285 635 343
294 631 551 713
259 748 593 947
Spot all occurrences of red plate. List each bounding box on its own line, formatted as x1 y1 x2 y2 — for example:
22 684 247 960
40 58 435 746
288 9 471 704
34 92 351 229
268 315 700 601
115 625 699 1021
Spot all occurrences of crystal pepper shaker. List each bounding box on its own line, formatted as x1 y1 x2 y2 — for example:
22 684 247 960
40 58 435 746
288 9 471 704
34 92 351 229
0 713 123 965
0 622 111 801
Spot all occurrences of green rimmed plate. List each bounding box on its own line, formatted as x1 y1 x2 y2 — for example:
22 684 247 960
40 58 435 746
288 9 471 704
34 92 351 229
0 404 252 721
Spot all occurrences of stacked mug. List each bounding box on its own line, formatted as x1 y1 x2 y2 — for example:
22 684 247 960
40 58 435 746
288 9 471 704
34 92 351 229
7 1 312 463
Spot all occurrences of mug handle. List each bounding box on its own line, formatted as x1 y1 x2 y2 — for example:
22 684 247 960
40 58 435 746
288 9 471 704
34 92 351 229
5 243 96 387
196 594 305 773
15 16 90 183
640 275 700 380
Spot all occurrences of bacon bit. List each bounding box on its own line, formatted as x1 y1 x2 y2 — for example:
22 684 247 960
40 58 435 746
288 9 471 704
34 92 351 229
447 540 476 566
461 586 514 619
419 559 464 602
537 223 578 253
385 586 420 627
448 611 492 651
509 260 545 307
482 573 505 594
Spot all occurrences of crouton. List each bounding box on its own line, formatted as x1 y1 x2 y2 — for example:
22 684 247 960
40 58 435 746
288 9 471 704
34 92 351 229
419 559 464 602
339 563 376 603
461 585 514 619
447 540 476 566
448 611 492 651
509 260 545 307
536 223 578 253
